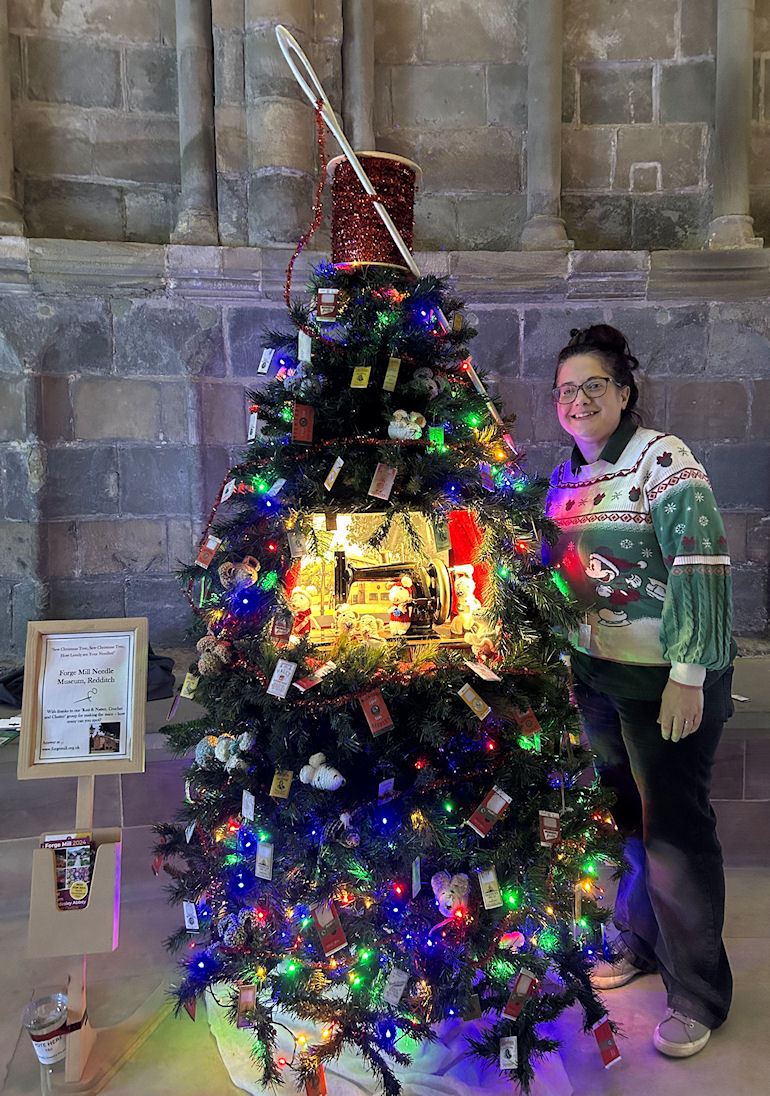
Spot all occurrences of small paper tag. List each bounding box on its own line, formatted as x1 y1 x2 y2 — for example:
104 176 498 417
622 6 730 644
266 658 297 698
293 661 337 692
316 288 339 322
180 672 199 699
236 984 257 1028
292 403 314 443
382 967 409 1006
241 789 255 821
271 608 295 640
479 462 495 491
248 411 259 440
503 970 538 1019
312 899 347 956
268 477 286 497
286 528 308 558
512 705 542 737
463 658 501 682
539 810 561 847
377 777 395 804
196 534 222 569
463 993 482 1020
184 820 197 843
499 1036 518 1070
383 356 401 391
351 365 371 388
255 841 274 880
325 510 337 531
368 463 397 500
298 330 312 363
578 622 592 648
458 683 491 720
270 769 293 798
324 456 344 491
428 425 445 448
166 691 182 719
593 1017 621 1068
477 865 503 909
431 517 451 552
466 786 512 838
359 689 394 736
257 347 274 374
183 901 199 932
412 855 422 898
452 311 464 332
222 478 236 502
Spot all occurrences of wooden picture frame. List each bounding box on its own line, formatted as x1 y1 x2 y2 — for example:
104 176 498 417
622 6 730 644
17 618 148 780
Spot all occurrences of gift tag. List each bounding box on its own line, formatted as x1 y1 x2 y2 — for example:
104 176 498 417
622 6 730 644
286 528 308 558
236 984 257 1028
499 1036 518 1070
359 689 394 736
578 622 592 648
479 462 495 491
266 658 297 698
305 1065 328 1096
222 478 237 502
458 683 491 720
183 900 199 932
248 411 260 440
382 967 409 1006
324 456 344 491
452 311 464 333
368 463 397 500
271 608 295 640
241 789 255 821
255 840 274 880
512 705 542 737
463 659 501 682
377 777 395 803
184 820 197 843
293 660 337 691
270 769 293 798
412 855 422 898
428 425 445 448
257 347 274 374
268 477 286 497
383 356 401 391
180 672 199 699
350 365 371 388
539 810 561 847
463 993 482 1020
503 970 538 1019
312 899 347 956
298 330 312 363
316 287 339 321
593 1017 621 1068
431 516 451 552
196 534 222 568
477 865 503 909
466 786 512 838
292 403 314 443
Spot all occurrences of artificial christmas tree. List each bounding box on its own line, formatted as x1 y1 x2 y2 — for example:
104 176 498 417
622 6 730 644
153 29 622 1096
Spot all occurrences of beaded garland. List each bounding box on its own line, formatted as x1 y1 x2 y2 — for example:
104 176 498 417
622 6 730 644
329 154 419 270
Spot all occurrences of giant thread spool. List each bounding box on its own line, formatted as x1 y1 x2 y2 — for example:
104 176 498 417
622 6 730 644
328 152 421 272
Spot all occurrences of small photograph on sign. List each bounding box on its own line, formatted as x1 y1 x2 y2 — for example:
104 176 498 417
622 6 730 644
88 721 121 754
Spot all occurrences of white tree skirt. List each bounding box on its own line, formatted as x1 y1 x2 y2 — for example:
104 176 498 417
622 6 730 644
205 987 573 1096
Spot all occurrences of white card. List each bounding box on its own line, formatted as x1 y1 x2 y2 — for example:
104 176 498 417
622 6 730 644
266 658 297 698
183 900 199 931
463 658 501 682
382 967 409 1006
222 478 236 502
268 478 286 497
412 856 422 898
258 347 274 374
578 622 591 648
298 330 312 363
255 841 274 880
184 820 196 843
248 411 259 439
499 1036 518 1070
241 789 255 821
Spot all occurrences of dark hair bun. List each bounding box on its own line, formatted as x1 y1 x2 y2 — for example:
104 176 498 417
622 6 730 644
566 325 638 370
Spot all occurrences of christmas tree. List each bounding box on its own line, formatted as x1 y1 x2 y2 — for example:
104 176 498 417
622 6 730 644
154 58 622 1095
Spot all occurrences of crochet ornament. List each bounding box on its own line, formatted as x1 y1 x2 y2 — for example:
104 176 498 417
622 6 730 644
387 409 427 441
431 870 470 917
196 632 233 675
355 614 386 645
299 752 345 791
326 810 361 848
388 575 413 636
335 602 359 636
450 564 482 635
218 555 261 591
194 731 251 773
288 584 320 637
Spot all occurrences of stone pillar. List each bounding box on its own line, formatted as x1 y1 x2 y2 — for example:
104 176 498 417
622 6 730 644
342 0 375 150
0 0 24 235
172 0 219 244
521 0 571 252
707 0 762 248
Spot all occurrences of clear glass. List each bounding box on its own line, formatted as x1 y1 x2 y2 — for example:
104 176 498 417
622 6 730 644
22 992 68 1096
552 376 616 404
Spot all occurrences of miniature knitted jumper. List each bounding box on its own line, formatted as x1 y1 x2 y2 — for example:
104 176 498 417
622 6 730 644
544 419 732 694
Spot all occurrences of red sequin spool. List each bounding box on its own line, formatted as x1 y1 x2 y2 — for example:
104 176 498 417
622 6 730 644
328 152 421 271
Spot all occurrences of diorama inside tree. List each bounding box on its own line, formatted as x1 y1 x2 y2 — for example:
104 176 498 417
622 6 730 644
153 28 623 1096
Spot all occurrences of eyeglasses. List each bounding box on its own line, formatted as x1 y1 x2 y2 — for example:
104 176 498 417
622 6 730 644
552 376 623 404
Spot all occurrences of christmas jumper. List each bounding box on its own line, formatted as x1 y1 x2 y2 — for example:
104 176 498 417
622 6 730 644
543 418 732 695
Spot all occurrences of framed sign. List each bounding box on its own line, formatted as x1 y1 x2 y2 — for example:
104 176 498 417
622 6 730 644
17 618 148 780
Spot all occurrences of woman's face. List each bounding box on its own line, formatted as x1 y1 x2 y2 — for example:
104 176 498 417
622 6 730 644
553 352 629 458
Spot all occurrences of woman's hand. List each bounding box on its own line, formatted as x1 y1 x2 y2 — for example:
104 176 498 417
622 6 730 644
657 679 704 742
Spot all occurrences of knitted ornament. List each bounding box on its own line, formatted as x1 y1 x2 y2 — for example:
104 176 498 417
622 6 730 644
411 367 439 399
388 575 413 636
214 734 238 764
450 564 482 636
289 584 320 636
196 632 232 674
431 870 470 917
218 555 261 591
299 751 345 791
388 409 427 441
464 621 499 663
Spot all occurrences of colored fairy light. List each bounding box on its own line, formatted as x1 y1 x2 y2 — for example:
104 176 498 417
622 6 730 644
443 801 453 813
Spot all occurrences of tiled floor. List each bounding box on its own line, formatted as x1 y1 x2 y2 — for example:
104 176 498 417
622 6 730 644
1 652 768 1096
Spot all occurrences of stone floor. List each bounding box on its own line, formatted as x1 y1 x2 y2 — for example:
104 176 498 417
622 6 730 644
0 650 768 1096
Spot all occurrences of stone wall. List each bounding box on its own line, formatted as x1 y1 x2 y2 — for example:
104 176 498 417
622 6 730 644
1 239 768 660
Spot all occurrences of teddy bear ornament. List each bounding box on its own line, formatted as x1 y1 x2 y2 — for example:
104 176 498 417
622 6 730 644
431 870 470 917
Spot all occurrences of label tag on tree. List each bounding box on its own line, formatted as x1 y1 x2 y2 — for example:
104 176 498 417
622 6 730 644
499 1036 518 1070
428 425 445 448
182 901 199 932
350 366 371 388
503 970 538 1019
286 528 308 557
248 411 260 439
316 288 339 321
236 984 257 1028
184 820 196 843
293 660 337 692
195 534 222 568
305 1065 328 1096
458 683 491 720
464 993 482 1020
463 659 501 682
539 810 561 847
255 840 274 880
383 356 401 391
268 478 286 497
412 855 422 898
241 789 255 821
477 865 503 909
378 777 395 803
479 462 495 491
467 786 512 837
270 769 293 798
452 311 464 332
593 1017 621 1068
180 672 199 699
222 478 236 502
324 456 344 490
359 689 394 736
312 899 347 956
292 404 314 443
382 967 409 1006
431 516 451 551
512 705 542 737
266 659 297 698
298 330 312 363
368 463 397 500
271 609 295 640
257 348 274 374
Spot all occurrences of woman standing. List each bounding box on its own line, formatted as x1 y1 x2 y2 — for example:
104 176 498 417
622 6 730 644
544 325 734 1059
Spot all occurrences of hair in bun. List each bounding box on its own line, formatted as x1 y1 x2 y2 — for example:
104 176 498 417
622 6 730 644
555 324 641 422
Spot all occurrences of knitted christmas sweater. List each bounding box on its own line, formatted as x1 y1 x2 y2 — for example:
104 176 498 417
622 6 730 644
543 419 732 687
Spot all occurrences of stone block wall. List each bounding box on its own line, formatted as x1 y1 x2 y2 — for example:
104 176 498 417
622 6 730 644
1 240 768 660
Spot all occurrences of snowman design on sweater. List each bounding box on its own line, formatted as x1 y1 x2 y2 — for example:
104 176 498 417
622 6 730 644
544 426 732 670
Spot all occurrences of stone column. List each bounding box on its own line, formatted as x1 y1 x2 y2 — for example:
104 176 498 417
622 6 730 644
342 0 375 150
0 0 24 235
172 0 219 244
520 0 571 252
707 0 762 248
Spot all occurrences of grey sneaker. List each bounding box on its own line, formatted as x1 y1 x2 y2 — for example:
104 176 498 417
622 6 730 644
591 954 649 989
653 1010 711 1058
